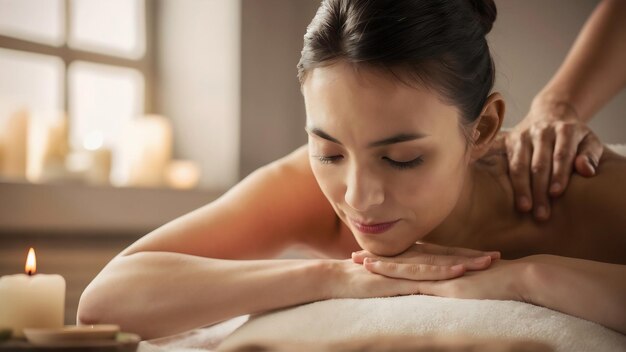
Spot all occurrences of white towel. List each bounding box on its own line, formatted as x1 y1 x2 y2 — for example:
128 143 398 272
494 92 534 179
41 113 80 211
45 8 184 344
216 295 626 352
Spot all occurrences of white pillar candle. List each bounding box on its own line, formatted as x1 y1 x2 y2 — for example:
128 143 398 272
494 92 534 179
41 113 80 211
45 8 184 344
0 248 65 338
0 105 29 180
65 131 112 185
114 115 172 188
26 111 69 183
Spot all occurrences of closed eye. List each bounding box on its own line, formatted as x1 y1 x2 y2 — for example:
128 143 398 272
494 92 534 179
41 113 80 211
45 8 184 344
314 155 424 170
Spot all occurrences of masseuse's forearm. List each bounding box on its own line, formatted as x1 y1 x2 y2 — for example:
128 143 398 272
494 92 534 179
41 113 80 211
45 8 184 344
77 251 326 339
524 255 626 334
536 0 626 122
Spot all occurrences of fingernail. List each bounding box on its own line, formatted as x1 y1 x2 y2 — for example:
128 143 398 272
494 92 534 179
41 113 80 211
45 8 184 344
486 251 501 259
519 197 530 209
473 256 490 264
550 183 561 194
364 258 378 263
451 264 464 271
587 156 598 169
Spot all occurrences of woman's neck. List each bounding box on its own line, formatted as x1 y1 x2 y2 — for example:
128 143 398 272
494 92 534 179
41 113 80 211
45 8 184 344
425 157 517 250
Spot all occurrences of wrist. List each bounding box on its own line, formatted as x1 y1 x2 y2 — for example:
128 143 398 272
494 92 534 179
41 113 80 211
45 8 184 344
531 91 582 122
517 255 555 306
309 259 343 300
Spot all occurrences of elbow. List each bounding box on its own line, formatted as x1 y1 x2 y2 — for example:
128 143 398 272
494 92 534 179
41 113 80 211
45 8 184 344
76 281 108 326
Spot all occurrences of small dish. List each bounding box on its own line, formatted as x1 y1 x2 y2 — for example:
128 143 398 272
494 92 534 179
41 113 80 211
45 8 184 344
23 324 120 345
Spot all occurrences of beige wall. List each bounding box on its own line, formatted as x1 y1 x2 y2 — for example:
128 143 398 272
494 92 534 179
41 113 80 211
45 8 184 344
156 0 241 189
491 0 626 142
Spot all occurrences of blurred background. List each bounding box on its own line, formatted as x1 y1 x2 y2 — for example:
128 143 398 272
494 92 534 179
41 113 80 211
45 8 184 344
0 0 624 324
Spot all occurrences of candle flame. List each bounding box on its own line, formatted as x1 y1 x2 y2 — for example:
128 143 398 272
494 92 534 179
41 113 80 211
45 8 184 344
25 247 36 275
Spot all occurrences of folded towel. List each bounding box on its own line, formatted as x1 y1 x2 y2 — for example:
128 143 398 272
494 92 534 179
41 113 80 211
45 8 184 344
216 295 626 352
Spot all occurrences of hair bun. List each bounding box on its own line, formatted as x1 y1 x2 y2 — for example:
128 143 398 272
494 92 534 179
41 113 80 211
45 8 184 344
468 0 497 34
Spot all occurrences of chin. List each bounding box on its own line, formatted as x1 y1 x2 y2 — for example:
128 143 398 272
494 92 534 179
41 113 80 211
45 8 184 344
357 236 414 257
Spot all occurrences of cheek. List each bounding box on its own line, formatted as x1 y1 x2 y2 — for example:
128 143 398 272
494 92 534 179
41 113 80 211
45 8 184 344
310 161 344 204
395 153 467 228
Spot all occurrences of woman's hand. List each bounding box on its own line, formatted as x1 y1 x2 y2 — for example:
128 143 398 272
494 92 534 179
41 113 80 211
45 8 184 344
495 99 603 221
324 243 500 300
357 250 532 302
350 242 499 280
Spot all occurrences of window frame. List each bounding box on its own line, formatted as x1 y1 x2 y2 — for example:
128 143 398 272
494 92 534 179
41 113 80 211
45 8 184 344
0 0 155 113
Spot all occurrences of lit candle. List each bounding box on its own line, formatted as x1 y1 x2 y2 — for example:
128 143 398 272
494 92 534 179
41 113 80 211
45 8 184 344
0 248 65 338
165 160 201 190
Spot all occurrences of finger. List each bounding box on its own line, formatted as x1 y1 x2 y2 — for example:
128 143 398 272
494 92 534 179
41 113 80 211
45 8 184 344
354 252 493 270
549 124 582 197
363 258 466 281
574 133 603 178
530 128 555 221
414 243 501 260
506 131 533 212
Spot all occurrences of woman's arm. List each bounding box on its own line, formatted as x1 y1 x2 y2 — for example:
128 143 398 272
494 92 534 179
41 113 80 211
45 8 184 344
523 255 626 335
537 0 626 122
78 145 340 338
77 253 325 339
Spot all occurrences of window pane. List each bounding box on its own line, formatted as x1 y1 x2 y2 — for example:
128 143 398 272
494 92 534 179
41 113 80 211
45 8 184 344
0 0 65 46
0 48 64 111
68 0 145 59
68 61 144 178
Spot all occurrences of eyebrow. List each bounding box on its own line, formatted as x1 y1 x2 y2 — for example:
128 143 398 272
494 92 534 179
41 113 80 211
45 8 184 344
305 126 429 148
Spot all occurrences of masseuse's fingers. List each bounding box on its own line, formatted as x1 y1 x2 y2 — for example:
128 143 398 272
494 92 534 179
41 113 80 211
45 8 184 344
506 131 533 213
362 257 476 281
573 132 603 178
549 122 583 197
530 126 555 221
352 252 493 270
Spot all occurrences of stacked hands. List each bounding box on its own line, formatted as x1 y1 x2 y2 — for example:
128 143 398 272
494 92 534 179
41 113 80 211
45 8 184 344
344 244 533 302
337 104 604 303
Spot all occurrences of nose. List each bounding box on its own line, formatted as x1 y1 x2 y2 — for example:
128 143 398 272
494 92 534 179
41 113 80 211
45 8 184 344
344 164 385 212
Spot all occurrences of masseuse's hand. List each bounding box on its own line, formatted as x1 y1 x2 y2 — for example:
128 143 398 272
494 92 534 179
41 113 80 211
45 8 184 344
494 100 603 221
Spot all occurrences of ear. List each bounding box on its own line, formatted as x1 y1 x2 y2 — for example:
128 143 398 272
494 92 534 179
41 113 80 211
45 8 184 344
469 92 505 161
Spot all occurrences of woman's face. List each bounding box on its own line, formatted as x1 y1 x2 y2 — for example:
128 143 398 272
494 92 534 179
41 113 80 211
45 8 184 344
303 61 472 256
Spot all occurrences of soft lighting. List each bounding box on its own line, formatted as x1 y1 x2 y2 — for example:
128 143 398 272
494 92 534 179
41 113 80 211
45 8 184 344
165 160 200 189
83 131 104 151
25 247 36 275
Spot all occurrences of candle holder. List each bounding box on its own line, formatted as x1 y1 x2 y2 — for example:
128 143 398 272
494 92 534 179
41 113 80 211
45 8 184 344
0 325 140 352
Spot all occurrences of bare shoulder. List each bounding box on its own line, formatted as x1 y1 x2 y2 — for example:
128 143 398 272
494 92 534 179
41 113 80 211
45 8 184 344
122 144 341 260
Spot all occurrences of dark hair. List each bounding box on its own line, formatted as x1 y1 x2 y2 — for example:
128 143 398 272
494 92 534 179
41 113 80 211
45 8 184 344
297 0 497 133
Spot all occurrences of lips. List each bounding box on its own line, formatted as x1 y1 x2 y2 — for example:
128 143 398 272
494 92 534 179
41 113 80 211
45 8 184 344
349 218 400 234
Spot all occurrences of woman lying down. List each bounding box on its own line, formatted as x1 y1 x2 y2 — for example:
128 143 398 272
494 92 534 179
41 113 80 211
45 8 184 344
77 0 626 341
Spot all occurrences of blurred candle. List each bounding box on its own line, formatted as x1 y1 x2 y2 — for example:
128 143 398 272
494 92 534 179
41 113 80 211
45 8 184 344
0 248 65 338
26 111 69 183
65 131 112 185
0 105 28 180
165 160 200 190
115 115 172 187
